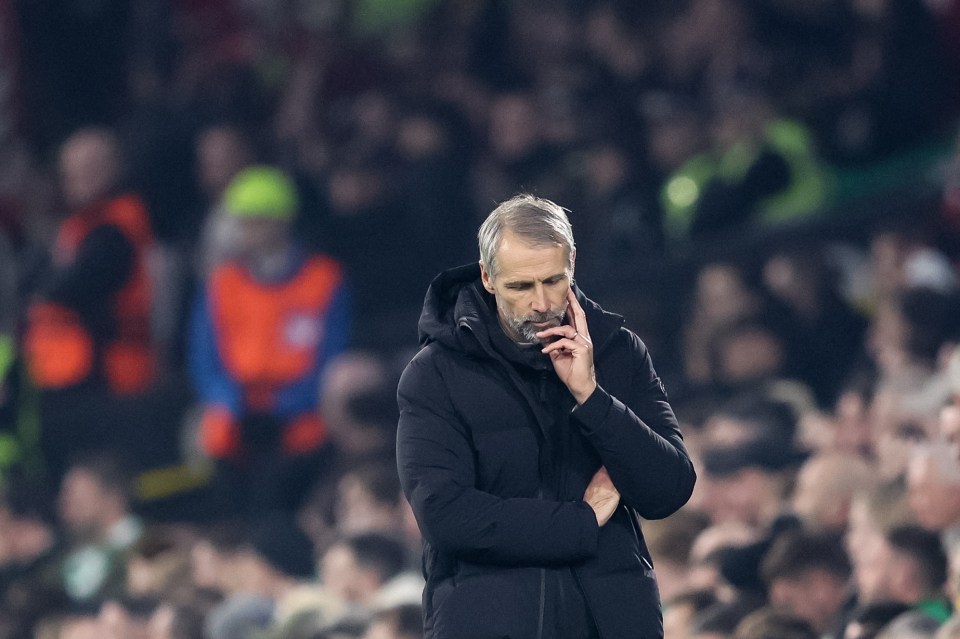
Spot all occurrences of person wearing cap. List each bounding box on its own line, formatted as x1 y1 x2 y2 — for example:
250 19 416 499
187 165 351 516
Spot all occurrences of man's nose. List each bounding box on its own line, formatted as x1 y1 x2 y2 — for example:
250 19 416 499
531 285 549 312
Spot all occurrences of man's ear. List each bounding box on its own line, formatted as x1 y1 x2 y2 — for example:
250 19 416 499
479 261 496 294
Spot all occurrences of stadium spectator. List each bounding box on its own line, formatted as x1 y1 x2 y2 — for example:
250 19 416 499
664 589 721 639
760 530 853 635
362 603 424 639
732 607 818 639
790 450 873 533
188 165 351 516
23 127 158 482
204 513 316 639
1 1 959 636
907 443 960 541
854 525 951 622
54 452 143 604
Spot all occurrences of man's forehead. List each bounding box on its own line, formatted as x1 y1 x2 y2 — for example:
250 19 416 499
495 233 569 279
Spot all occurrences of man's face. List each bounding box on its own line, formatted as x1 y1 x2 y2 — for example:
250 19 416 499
480 230 572 344
853 533 895 603
907 450 960 531
769 570 849 633
59 133 118 210
234 216 290 259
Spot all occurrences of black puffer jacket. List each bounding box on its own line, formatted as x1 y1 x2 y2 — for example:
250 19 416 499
396 264 696 639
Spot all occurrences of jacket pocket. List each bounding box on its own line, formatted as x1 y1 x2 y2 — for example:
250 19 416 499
433 564 540 639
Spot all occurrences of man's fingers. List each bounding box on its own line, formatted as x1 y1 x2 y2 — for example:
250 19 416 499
566 289 590 340
584 466 620 526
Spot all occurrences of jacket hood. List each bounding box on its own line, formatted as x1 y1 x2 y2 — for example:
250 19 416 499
417 263 625 355
417 263 488 354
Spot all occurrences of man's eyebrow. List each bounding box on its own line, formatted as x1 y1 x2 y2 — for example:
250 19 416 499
502 273 567 287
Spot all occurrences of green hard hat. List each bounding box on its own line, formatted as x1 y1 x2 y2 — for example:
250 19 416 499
223 166 298 221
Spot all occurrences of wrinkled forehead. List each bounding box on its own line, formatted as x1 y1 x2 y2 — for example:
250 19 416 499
493 232 571 281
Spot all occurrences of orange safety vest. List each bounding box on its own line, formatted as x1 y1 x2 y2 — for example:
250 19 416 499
24 194 156 394
208 255 343 412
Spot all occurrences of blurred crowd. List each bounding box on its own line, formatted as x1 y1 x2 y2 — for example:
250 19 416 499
2 0 960 637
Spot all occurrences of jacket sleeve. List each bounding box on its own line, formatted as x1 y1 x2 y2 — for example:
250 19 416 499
397 350 599 566
572 332 696 520
187 289 242 415
45 225 134 308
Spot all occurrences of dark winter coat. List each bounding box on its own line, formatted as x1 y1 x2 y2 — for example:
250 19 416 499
396 264 696 638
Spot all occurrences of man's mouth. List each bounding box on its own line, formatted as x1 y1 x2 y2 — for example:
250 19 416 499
528 318 560 329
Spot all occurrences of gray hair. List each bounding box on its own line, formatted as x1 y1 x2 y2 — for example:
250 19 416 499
478 194 575 279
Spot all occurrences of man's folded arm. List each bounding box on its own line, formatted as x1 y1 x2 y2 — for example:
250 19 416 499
572 336 696 520
397 354 598 565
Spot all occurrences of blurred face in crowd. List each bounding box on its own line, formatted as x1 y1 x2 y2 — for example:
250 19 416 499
833 390 874 457
335 475 401 535
701 466 778 527
480 230 572 344
940 404 960 450
59 130 120 210
845 495 885 571
0 504 55 565
867 298 908 374
196 127 253 200
234 216 290 261
768 569 849 634
98 600 149 639
694 263 757 324
663 599 698 639
321 544 357 601
147 603 175 639
320 543 379 604
326 166 386 215
318 352 393 457
852 531 890 603
687 521 759 593
791 452 871 532
712 325 786 384
396 114 448 161
582 144 629 196
870 388 933 479
58 468 114 542
488 94 541 161
59 616 101 639
870 231 908 296
906 445 960 531
190 539 243 594
645 105 704 174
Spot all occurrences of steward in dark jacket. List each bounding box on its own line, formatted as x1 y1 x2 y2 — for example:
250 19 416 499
397 253 696 638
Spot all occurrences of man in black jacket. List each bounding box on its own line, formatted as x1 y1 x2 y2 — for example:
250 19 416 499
396 194 696 638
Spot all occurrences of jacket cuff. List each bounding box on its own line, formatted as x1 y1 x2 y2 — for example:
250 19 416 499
574 500 600 555
571 385 613 433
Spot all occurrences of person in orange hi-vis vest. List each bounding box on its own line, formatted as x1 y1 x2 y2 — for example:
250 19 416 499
188 166 351 517
23 127 158 482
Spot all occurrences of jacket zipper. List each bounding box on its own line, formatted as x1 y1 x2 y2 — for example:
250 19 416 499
460 319 576 638
537 567 546 639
